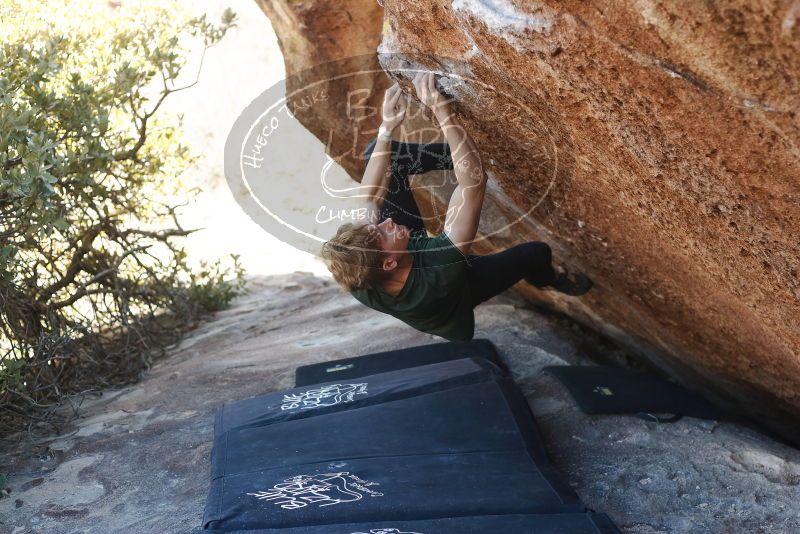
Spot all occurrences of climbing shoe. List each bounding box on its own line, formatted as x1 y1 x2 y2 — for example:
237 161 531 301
549 268 593 296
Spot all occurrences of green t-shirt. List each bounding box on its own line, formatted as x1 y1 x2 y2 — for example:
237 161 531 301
350 232 474 342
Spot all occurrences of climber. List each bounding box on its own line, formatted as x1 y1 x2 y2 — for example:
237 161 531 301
320 72 592 342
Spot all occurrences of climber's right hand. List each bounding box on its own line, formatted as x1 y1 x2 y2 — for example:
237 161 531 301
381 82 407 131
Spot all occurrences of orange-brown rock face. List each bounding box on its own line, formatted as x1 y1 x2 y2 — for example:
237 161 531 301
256 0 800 441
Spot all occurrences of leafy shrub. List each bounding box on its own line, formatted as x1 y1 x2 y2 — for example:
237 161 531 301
0 1 243 441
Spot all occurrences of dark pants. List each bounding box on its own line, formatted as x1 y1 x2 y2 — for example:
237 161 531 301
364 138 556 308
363 137 453 237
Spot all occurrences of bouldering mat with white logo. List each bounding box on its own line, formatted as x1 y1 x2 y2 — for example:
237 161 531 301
294 339 506 387
201 343 621 532
197 512 620 533
202 452 586 531
214 358 505 439
209 379 571 500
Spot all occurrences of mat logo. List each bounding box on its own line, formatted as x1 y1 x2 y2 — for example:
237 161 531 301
280 383 368 411
351 529 422 534
247 472 383 510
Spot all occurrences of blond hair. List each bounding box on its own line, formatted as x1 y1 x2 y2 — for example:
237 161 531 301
321 223 387 291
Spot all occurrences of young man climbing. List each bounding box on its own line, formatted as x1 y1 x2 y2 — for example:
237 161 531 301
320 72 592 342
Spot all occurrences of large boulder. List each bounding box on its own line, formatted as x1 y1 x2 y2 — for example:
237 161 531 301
254 0 800 442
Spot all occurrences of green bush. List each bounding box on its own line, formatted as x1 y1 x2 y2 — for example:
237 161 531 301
0 1 243 440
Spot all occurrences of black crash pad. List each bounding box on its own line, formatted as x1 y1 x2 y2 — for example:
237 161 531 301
198 512 620 533
294 339 506 387
201 340 621 533
545 365 725 420
210 379 572 503
214 358 505 439
202 452 586 531
204 372 584 530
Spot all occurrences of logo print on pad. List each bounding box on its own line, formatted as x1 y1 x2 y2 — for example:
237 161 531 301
280 383 368 411
351 529 423 534
247 472 383 510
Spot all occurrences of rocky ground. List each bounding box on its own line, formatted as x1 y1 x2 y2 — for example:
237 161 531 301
1 273 798 533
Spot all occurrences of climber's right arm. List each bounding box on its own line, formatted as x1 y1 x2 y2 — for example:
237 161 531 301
359 134 394 211
435 102 487 256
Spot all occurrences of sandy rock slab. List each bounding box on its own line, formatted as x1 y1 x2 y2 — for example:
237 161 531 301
0 273 798 533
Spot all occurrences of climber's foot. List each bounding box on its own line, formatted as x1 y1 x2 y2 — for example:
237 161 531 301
549 268 593 296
